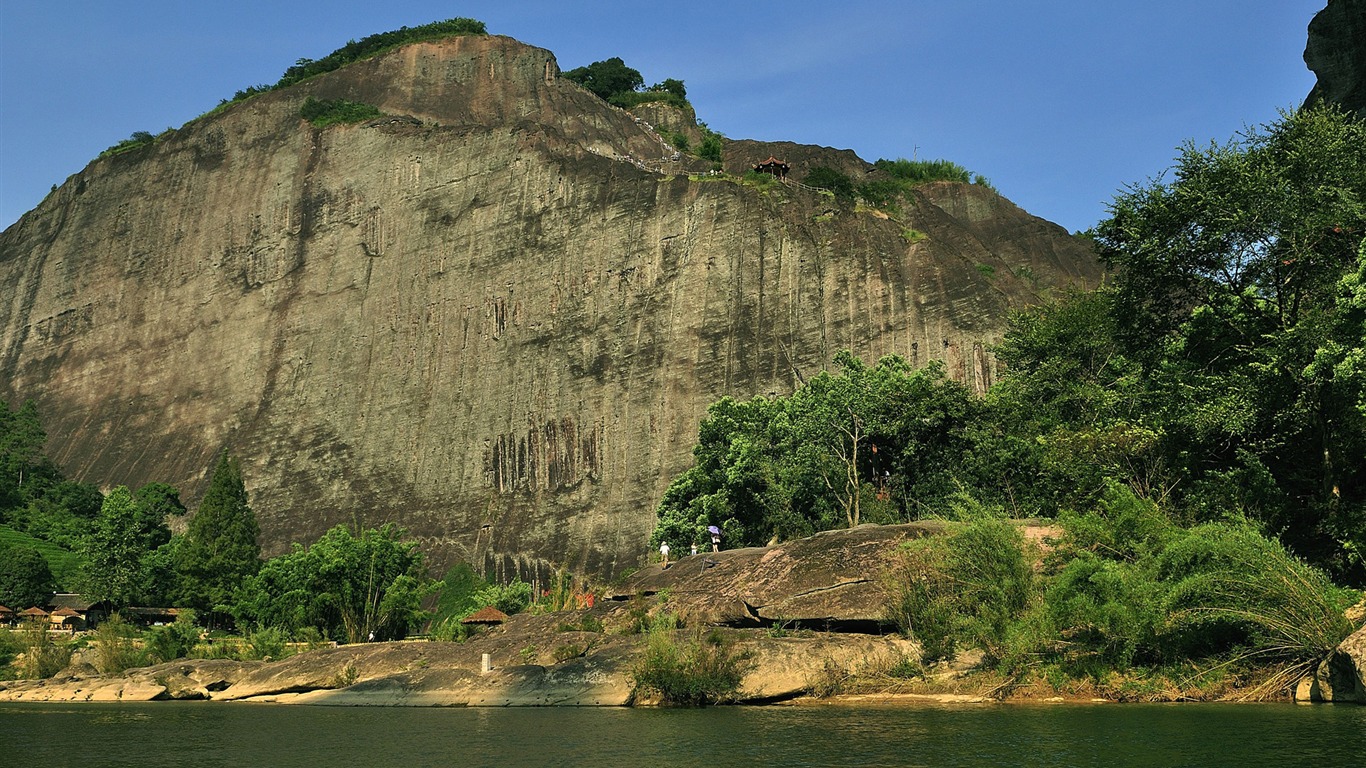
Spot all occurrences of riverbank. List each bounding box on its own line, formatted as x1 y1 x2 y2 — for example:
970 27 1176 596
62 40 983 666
3 523 1362 706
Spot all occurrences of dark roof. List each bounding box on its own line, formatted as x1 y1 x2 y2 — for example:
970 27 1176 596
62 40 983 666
461 606 510 624
48 594 110 612
122 606 182 617
754 156 788 168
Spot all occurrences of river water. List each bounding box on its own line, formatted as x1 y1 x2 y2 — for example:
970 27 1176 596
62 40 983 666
2 701 1362 767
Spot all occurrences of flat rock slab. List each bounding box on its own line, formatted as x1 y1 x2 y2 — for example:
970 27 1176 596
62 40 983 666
610 523 944 626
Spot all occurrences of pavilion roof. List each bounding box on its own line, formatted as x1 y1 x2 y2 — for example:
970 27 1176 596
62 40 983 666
462 606 510 624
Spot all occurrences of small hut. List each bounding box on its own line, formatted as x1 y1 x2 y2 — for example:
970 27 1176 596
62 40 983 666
49 606 84 633
18 606 49 626
752 156 790 179
461 606 510 627
0 605 14 627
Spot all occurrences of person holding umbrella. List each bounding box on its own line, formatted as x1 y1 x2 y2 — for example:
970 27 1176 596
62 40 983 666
708 525 721 552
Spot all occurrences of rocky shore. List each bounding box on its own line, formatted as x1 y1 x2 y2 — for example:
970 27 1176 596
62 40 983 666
3 522 1362 706
0 525 928 706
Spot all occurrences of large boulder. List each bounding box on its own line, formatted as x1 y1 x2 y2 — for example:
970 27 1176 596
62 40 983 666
1306 623 1366 703
608 523 944 630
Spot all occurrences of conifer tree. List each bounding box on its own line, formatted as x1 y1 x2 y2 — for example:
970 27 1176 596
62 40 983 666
178 453 260 621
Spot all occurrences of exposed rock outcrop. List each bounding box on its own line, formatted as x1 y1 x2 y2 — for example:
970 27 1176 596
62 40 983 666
0 34 1101 578
1305 0 1366 116
609 522 943 630
1301 623 1366 703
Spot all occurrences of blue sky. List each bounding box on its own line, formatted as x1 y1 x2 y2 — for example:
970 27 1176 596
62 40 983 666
0 1 1325 233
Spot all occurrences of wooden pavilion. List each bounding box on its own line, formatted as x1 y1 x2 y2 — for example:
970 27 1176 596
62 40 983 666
752 156 790 179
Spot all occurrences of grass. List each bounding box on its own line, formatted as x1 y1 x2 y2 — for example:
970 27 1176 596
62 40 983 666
299 98 382 128
0 524 83 588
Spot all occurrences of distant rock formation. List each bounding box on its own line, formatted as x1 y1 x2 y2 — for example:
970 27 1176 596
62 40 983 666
0 34 1101 579
1305 0 1366 116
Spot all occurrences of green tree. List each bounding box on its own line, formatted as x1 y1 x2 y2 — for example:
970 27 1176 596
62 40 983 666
80 484 178 607
81 487 149 607
237 523 430 643
0 542 56 608
0 399 57 510
562 57 644 101
650 78 686 100
1096 105 1366 579
177 453 260 621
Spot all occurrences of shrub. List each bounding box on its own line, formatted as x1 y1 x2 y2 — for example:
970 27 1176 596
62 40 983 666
1160 521 1356 674
299 97 382 127
146 612 203 663
609 90 687 110
875 158 973 184
16 620 71 679
631 618 747 706
275 19 486 90
93 614 147 674
100 131 157 159
889 516 1036 664
472 578 533 615
429 615 474 642
804 166 855 201
698 131 723 163
245 626 289 660
553 643 584 663
1042 552 1165 672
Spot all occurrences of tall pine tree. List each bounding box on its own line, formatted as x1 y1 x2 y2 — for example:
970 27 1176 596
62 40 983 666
177 453 260 622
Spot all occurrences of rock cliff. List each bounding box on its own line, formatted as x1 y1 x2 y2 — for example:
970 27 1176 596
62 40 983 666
0 34 1101 578
1305 0 1366 116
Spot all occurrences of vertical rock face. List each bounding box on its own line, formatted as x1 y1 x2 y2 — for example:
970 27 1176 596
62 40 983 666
0 35 1101 579
1305 0 1366 116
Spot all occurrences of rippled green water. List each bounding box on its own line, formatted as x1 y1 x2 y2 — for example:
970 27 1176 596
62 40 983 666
2 701 1363 767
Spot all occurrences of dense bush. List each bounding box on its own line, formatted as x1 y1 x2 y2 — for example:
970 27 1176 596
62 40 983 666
471 578 533 615
888 483 1359 690
804 166 855 200
92 614 147 674
236 523 430 643
653 354 977 550
299 97 382 127
146 612 204 663
889 514 1036 663
874 158 973 184
99 131 157 158
208 18 486 115
565 58 691 112
631 616 747 706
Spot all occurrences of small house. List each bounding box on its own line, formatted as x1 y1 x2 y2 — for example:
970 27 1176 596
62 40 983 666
47 594 112 629
18 606 49 625
49 607 84 633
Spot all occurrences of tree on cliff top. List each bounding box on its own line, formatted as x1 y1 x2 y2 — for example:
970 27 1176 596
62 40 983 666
177 453 260 621
563 57 644 101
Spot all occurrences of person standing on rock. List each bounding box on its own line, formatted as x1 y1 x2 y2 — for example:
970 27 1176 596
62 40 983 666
659 541 670 566
709 525 721 552
690 542 698 556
